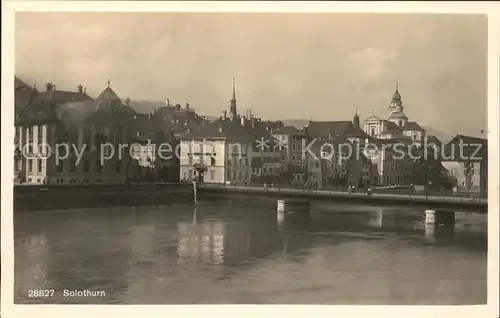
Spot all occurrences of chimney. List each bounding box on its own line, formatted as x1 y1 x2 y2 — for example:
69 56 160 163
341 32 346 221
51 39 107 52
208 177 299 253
77 84 83 93
303 126 308 135
83 87 87 94
222 111 227 120
175 104 181 111
185 103 190 110
166 98 170 106
251 117 256 128
241 115 246 127
45 83 54 91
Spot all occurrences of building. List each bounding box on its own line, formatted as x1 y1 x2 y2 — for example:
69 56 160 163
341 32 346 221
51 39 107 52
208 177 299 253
362 83 426 146
366 138 415 186
15 78 136 184
240 116 283 182
271 126 308 184
178 112 253 184
441 134 487 194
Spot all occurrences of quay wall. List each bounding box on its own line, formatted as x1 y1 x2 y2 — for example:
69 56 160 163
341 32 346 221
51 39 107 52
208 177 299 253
14 183 194 212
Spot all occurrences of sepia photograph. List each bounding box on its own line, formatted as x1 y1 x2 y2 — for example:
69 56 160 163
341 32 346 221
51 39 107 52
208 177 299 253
1 2 499 318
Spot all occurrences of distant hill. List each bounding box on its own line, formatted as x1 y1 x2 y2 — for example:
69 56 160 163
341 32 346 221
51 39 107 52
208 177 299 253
422 127 454 143
282 119 310 128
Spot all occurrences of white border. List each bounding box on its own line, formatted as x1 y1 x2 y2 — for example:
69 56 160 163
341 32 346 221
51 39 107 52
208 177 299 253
2 2 499 318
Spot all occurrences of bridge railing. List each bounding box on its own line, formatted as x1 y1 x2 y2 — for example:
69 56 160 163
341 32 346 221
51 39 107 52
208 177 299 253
200 182 487 206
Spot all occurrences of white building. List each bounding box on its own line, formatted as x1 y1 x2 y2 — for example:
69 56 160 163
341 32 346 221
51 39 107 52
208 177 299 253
363 84 426 146
178 112 253 184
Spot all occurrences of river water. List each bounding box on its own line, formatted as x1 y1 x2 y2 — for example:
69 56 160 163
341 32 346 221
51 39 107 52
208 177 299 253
14 197 487 305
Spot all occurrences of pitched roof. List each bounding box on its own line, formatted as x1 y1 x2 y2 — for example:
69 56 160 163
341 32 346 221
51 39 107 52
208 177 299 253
426 135 442 145
305 121 353 139
382 120 402 131
345 124 370 138
96 86 121 101
364 114 381 122
402 121 425 131
243 120 280 147
273 125 305 136
441 134 487 161
178 118 253 141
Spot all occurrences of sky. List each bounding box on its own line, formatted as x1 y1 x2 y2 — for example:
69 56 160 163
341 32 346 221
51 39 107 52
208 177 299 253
15 12 487 137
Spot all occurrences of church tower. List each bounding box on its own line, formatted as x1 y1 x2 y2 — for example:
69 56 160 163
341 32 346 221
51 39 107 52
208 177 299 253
229 77 238 121
353 110 360 128
389 81 404 115
387 81 408 127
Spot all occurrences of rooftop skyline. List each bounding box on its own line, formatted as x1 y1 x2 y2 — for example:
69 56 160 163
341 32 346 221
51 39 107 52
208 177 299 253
15 12 487 137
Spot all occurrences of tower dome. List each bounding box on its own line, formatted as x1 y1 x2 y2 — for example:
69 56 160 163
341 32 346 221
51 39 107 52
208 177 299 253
389 81 403 115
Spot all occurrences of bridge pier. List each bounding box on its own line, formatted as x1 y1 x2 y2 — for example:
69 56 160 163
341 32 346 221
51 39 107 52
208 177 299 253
425 209 455 225
369 210 384 228
277 200 310 226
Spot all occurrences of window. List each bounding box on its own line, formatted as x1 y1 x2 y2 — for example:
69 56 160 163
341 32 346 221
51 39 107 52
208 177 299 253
227 170 231 180
413 135 417 141
211 157 216 166
210 170 215 180
399 121 403 127
37 159 42 174
38 125 44 140
83 161 90 173
188 156 193 165
28 159 33 173
371 127 375 136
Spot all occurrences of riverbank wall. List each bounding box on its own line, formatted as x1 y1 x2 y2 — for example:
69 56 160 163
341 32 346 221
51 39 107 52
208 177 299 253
14 183 194 212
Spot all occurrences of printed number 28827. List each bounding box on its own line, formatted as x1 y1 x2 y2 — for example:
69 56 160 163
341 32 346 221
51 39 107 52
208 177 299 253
28 289 55 297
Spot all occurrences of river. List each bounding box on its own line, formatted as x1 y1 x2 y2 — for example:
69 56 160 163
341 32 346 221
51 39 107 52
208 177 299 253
14 197 487 305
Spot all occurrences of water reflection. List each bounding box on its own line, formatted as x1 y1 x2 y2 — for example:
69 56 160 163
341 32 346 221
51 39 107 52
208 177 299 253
14 202 487 304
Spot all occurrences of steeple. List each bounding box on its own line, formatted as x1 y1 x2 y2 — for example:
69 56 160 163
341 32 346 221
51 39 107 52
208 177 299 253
353 110 360 127
229 77 237 120
389 80 403 114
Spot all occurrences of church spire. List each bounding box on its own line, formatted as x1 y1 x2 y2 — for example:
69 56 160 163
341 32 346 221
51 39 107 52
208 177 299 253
229 77 237 120
353 109 360 127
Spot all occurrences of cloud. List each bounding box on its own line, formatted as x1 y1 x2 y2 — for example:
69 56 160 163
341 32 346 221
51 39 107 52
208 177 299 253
344 48 397 82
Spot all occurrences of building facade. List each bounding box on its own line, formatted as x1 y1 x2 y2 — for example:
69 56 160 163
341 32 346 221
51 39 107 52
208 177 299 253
15 79 136 184
441 134 487 194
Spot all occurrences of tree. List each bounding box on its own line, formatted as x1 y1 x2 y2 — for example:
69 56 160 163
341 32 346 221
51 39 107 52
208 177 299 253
193 163 207 183
412 149 452 190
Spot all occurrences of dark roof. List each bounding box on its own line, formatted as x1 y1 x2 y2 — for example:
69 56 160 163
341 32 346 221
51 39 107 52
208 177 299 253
96 86 121 101
345 124 370 138
127 114 166 143
273 125 305 136
18 89 93 124
402 121 425 131
441 134 487 161
426 135 442 145
243 120 280 147
154 105 207 135
382 120 402 131
305 121 352 139
178 118 253 141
